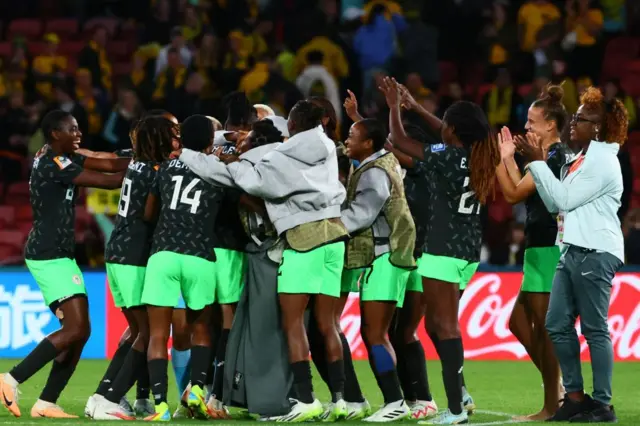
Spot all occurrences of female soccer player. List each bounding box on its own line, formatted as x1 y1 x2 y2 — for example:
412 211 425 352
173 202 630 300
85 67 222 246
341 118 417 422
518 87 628 423
496 86 572 421
142 115 224 421
308 96 370 420
90 115 179 420
0 110 128 418
385 78 501 425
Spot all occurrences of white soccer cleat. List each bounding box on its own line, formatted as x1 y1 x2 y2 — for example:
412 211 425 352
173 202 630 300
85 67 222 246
462 391 475 415
346 399 372 420
319 399 347 422
418 408 468 424
260 398 323 422
92 399 135 421
363 400 411 422
409 399 438 419
84 394 106 418
133 399 154 417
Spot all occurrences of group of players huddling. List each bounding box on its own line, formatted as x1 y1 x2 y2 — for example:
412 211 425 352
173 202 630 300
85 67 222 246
0 76 628 424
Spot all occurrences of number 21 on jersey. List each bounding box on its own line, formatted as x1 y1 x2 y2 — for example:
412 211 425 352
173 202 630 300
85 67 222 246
458 176 481 215
170 175 202 214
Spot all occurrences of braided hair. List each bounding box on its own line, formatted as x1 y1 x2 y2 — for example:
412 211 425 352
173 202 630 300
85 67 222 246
223 91 258 130
132 116 178 162
443 101 500 204
249 118 284 148
580 87 629 145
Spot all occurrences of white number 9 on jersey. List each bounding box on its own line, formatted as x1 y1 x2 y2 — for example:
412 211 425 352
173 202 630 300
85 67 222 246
118 178 132 217
458 177 481 215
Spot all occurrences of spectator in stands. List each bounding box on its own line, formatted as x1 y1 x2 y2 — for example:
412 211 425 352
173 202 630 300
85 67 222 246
126 51 155 106
182 4 205 43
0 64 26 98
480 0 518 76
565 0 604 83
155 27 193 77
6 40 30 90
516 0 562 82
550 60 578 114
603 79 637 130
483 68 524 130
404 72 431 100
193 31 220 100
176 72 207 120
152 48 188 111
399 9 438 88
74 69 106 149
102 88 141 152
239 55 271 104
0 91 30 201
78 25 112 95
246 20 271 60
294 32 349 81
353 3 405 92
296 50 341 123
32 33 67 102
223 30 250 74
143 0 174 45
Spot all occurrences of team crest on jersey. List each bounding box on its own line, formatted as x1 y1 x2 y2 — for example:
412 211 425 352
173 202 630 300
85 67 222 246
53 156 72 170
430 143 446 153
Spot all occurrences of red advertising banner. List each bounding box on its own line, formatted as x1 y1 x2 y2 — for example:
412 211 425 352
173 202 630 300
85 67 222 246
106 272 640 361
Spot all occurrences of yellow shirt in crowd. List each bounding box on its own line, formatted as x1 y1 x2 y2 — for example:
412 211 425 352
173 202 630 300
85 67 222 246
518 1 561 52
294 36 348 79
567 9 603 46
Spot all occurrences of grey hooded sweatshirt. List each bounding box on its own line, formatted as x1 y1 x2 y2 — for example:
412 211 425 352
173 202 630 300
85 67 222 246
179 125 346 235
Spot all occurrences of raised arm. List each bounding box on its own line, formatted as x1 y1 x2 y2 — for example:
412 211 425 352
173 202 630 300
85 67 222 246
496 128 535 204
341 168 391 234
398 81 442 132
344 90 364 122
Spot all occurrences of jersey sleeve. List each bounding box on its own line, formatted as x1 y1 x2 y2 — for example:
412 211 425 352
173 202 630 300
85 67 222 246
50 155 84 185
419 142 449 174
72 153 87 167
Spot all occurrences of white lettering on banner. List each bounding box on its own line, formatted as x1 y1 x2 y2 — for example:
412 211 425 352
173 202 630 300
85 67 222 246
341 296 365 357
597 274 640 360
0 285 53 350
458 274 527 359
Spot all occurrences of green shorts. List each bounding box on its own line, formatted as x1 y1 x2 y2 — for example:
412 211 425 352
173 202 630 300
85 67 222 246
278 242 345 297
142 251 216 310
521 246 561 293
360 253 410 307
106 263 146 309
406 269 423 293
25 257 86 307
417 253 479 290
214 248 246 304
341 268 364 293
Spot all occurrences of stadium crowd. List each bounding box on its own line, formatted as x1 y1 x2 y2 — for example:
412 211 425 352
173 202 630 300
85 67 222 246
0 0 639 266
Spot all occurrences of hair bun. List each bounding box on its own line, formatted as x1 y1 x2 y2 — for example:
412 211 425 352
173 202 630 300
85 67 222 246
545 84 564 103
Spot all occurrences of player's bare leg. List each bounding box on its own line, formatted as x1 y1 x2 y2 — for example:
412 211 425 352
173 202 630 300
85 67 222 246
509 292 542 371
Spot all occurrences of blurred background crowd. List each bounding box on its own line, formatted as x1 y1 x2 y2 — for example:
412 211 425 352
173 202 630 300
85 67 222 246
0 0 639 266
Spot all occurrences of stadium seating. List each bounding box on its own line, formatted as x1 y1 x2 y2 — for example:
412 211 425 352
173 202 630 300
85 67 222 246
45 18 79 39
7 18 42 40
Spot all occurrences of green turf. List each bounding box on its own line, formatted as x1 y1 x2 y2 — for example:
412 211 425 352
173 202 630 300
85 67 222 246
0 359 637 424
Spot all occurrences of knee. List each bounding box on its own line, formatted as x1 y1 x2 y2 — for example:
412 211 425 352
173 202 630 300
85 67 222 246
63 319 91 343
362 324 386 346
432 320 459 340
545 309 572 338
580 319 610 343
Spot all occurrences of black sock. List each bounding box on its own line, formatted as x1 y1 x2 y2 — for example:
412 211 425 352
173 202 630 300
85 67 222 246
429 333 440 351
394 340 414 401
10 338 59 383
136 353 150 400
212 329 230 398
327 360 345 403
148 358 168 405
461 372 467 389
291 361 314 403
370 344 403 404
39 356 77 403
405 341 432 401
340 332 364 403
106 349 146 404
436 338 464 415
190 345 212 389
96 341 132 395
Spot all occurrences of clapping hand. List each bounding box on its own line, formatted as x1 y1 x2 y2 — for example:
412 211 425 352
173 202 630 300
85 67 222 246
498 126 516 160
378 77 401 109
344 89 361 122
515 132 546 162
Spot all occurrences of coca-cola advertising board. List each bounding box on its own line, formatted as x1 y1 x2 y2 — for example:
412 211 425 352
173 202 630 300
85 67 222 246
105 272 640 361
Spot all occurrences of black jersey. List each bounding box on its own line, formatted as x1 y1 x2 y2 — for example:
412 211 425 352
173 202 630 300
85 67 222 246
404 167 429 255
25 150 86 260
150 159 224 261
519 142 573 248
105 160 158 266
416 143 482 262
